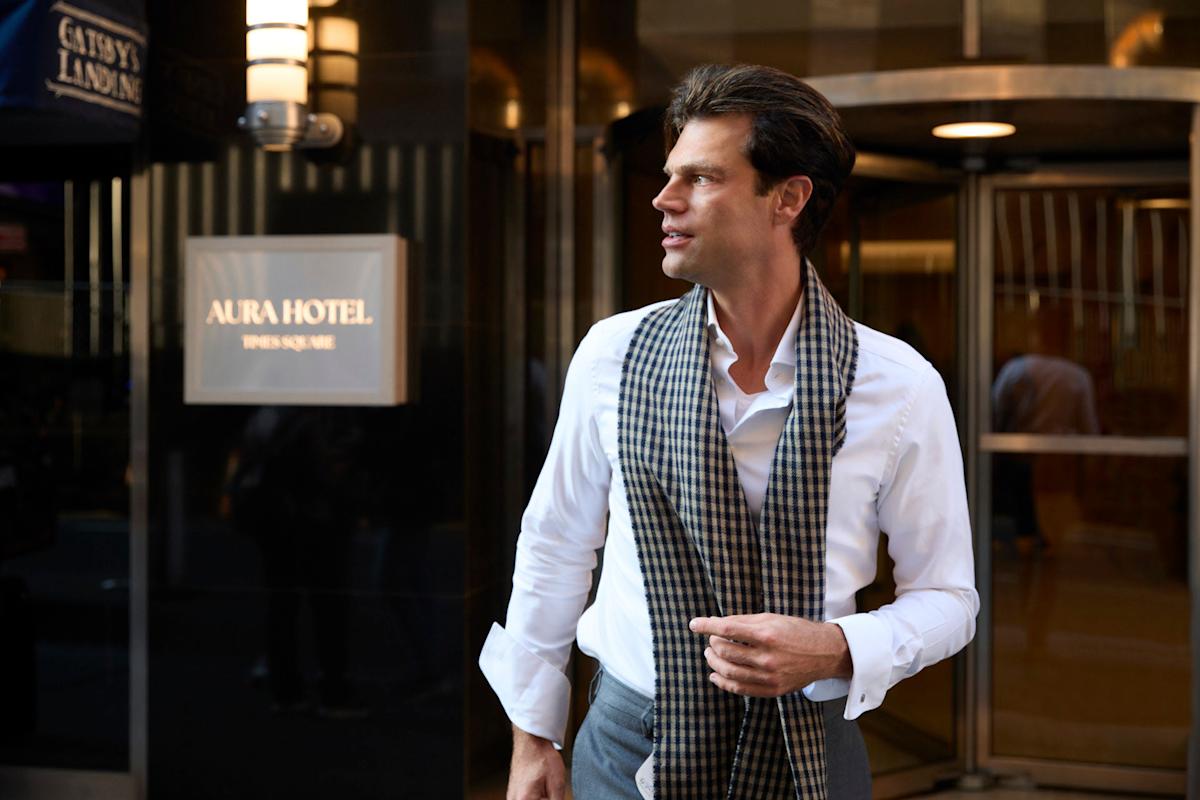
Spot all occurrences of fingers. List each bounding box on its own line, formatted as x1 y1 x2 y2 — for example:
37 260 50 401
707 665 775 698
704 645 770 686
707 634 760 667
689 615 756 643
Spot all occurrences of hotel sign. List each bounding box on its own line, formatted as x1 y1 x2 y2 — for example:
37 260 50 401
185 235 411 406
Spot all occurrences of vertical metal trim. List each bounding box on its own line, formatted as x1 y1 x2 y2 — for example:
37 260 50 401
546 0 576 405
64 180 74 357
1187 103 1200 800
592 135 616 321
176 165 190 339
128 165 151 800
386 144 401 234
995 192 1013 310
359 143 373 192
974 174 995 771
150 165 165 337
503 146 528 584
1151 210 1165 337
440 143 455 336
279 152 293 193
1121 202 1137 340
1068 193 1083 332
89 180 102 356
201 163 215 236
112 178 124 356
226 144 240 235
959 171 980 778
414 144 428 246
1019 191 1037 314
1043 193 1058 298
962 0 981 60
253 149 266 234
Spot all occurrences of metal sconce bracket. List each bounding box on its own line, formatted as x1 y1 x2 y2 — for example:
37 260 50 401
238 100 344 151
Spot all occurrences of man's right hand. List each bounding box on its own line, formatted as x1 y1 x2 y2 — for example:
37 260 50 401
508 726 567 800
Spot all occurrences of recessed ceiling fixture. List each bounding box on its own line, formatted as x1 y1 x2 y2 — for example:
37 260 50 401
932 122 1016 139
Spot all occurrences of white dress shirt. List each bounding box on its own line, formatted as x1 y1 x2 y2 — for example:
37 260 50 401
479 289 978 747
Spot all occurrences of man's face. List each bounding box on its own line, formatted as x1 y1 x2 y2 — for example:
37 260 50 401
652 114 778 287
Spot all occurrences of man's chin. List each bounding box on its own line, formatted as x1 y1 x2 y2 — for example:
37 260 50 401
661 256 698 284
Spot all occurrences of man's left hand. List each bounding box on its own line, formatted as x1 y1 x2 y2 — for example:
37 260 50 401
688 613 853 698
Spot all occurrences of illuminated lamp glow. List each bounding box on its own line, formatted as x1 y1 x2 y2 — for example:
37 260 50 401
931 122 1016 139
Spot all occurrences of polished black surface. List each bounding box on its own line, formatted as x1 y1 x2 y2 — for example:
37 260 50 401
0 180 131 771
137 1 488 797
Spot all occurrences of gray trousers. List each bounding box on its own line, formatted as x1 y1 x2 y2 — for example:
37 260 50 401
572 667 871 800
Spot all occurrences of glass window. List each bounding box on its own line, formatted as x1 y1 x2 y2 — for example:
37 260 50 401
981 0 1200 69
989 453 1190 768
0 180 130 771
992 186 1189 437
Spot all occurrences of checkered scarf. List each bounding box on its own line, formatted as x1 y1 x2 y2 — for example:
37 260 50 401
617 261 858 799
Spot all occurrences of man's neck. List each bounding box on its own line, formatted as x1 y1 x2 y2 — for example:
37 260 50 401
710 264 803 394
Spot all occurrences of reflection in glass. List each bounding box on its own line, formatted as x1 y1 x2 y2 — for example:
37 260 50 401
980 0 1200 68
993 354 1099 435
0 180 130 770
990 453 1189 768
992 187 1189 437
225 407 365 716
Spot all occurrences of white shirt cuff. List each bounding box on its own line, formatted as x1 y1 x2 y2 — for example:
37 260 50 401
479 622 572 748
827 613 893 719
801 677 849 703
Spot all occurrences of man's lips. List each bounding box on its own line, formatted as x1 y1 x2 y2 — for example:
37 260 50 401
662 230 693 249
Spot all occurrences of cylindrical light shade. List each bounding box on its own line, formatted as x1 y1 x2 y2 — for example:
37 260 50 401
315 16 359 53
315 54 357 85
246 27 307 62
247 63 307 104
246 0 307 27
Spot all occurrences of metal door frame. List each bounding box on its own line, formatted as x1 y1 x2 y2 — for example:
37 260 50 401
973 160 1194 796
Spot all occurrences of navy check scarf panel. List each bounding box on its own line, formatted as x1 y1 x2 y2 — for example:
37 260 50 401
617 262 858 800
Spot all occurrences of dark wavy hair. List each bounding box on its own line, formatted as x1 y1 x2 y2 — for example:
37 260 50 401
665 63 857 259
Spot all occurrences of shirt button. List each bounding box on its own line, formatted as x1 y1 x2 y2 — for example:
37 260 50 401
859 694 866 703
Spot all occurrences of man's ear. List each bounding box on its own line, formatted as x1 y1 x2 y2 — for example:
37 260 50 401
775 175 813 226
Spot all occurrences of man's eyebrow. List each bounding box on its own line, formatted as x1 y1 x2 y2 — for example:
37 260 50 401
662 161 727 178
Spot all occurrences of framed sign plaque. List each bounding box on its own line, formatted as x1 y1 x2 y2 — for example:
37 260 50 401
184 234 411 405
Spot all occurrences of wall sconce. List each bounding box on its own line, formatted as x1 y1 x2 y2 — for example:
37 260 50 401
239 0 344 151
309 11 359 126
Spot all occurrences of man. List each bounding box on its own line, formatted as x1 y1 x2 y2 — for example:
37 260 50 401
480 63 978 800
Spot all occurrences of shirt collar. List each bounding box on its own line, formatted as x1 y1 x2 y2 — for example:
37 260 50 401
705 287 803 369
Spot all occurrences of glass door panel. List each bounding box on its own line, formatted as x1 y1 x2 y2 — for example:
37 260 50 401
990 186 1189 438
981 171 1190 789
821 170 964 786
990 452 1189 768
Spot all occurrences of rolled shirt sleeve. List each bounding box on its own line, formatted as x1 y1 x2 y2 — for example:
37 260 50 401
478 328 612 747
820 365 979 720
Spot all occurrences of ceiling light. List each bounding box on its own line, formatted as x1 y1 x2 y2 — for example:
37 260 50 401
931 122 1016 139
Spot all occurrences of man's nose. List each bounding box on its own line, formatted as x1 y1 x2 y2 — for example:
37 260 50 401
652 179 685 213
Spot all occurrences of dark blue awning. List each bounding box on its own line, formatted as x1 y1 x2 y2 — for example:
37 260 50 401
0 0 147 142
